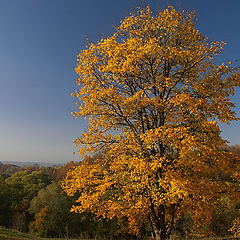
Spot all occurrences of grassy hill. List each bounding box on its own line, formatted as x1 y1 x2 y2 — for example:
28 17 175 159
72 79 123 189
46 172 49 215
0 226 40 240
1 226 239 240
0 226 81 240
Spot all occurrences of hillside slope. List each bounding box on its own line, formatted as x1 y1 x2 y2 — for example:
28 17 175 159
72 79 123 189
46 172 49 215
0 226 78 240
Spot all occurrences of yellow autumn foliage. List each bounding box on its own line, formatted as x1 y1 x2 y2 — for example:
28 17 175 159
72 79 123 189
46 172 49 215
63 6 240 240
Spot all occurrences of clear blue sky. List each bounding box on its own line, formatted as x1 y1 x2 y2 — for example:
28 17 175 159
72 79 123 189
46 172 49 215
0 0 239 163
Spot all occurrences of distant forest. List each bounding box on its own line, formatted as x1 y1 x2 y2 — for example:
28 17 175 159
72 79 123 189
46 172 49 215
0 158 139 239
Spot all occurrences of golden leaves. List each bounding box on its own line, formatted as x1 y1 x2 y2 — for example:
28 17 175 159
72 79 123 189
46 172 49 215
64 5 240 236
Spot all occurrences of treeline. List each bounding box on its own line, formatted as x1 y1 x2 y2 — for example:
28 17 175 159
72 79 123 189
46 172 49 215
0 145 240 239
0 161 138 239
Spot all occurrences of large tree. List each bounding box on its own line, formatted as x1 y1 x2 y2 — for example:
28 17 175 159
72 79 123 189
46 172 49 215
63 6 240 240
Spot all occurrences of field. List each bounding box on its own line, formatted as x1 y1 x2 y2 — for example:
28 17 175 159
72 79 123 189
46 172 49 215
1 226 240 240
0 226 83 240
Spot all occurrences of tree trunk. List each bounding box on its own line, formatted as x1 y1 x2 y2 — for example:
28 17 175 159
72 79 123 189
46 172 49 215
151 226 169 240
149 209 169 240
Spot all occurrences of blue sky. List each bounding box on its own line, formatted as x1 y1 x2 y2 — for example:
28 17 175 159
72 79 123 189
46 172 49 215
0 0 239 163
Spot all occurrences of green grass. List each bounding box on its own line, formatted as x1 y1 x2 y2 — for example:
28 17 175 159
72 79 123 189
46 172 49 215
0 226 87 240
1 226 240 240
0 226 39 240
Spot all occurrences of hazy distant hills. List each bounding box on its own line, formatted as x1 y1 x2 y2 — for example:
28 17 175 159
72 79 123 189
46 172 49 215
0 162 20 177
1 161 63 168
0 161 65 178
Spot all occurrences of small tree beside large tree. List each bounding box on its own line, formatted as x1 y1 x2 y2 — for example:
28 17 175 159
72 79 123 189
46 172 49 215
63 6 240 240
